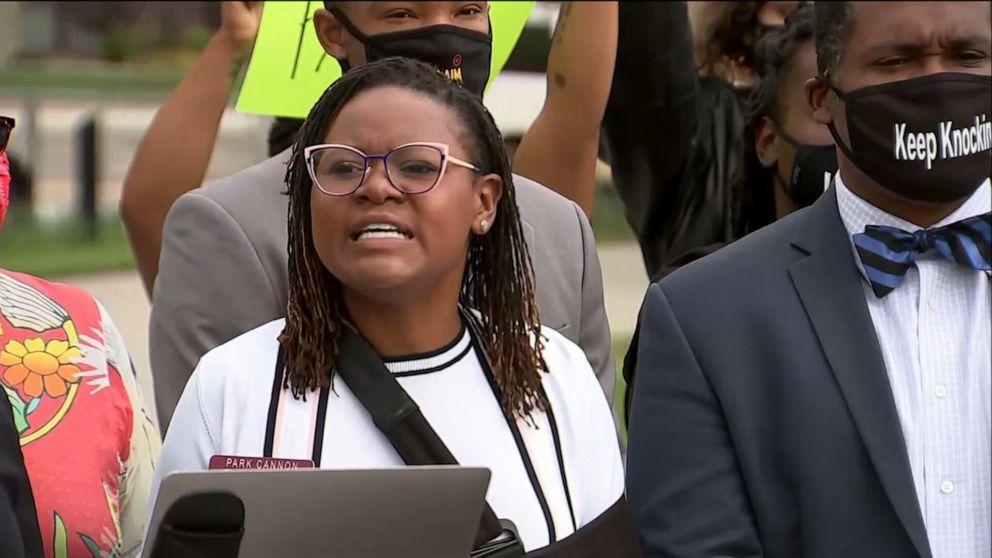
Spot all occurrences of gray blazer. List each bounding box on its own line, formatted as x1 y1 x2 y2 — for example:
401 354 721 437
626 189 930 558
150 152 615 431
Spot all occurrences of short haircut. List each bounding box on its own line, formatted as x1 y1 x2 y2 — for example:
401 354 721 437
813 1 851 76
750 3 816 123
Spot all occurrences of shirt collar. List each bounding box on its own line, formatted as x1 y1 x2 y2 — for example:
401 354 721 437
835 173 992 282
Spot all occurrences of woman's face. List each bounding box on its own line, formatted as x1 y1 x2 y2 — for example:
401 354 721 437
309 85 502 306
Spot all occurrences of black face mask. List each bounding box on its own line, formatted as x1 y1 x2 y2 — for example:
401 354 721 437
773 124 837 208
822 72 992 203
329 7 493 97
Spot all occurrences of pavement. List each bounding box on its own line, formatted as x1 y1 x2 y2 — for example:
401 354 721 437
63 242 649 426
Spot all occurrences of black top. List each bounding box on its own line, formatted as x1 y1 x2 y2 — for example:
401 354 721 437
601 1 774 282
0 382 43 558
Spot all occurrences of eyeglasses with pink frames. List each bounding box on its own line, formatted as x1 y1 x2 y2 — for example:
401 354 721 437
303 142 481 196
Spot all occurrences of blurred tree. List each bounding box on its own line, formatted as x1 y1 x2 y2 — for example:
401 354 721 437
21 2 222 60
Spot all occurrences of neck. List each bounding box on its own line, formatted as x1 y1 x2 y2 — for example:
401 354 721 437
773 176 800 219
838 158 969 227
342 289 463 358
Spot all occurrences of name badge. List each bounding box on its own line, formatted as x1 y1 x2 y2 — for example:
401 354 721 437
209 455 315 470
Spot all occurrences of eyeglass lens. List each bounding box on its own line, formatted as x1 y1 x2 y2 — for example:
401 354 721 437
310 145 445 195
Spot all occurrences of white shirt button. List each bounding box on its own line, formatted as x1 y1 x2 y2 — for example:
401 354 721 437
928 297 938 310
935 384 948 398
940 480 955 494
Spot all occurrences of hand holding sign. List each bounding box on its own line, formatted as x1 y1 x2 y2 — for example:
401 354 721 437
235 1 535 118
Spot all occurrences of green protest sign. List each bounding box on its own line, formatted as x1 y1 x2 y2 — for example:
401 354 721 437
236 1 536 118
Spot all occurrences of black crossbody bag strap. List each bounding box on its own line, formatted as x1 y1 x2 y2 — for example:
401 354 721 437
334 326 509 551
335 313 642 558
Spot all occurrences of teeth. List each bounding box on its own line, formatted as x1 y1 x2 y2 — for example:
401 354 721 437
362 223 399 233
357 231 408 240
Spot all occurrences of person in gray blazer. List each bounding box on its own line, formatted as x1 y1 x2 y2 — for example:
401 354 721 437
627 2 991 557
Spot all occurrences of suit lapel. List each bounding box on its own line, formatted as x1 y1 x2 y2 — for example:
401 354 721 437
788 189 931 558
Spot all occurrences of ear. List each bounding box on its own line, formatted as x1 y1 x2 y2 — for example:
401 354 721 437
805 76 833 126
314 8 348 60
755 115 779 169
474 173 503 235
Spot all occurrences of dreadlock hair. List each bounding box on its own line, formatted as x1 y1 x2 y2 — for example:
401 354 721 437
279 56 549 418
813 1 851 77
749 3 815 124
697 2 769 77
739 4 814 233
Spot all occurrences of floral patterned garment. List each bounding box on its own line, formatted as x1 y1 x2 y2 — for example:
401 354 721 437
0 269 160 558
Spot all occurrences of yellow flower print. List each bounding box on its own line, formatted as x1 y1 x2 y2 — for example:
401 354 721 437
1 338 82 398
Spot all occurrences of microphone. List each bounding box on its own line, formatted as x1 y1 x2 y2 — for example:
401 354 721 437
150 491 245 558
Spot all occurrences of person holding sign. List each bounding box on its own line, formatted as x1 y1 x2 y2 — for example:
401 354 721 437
151 57 636 554
119 1 263 297
146 1 619 434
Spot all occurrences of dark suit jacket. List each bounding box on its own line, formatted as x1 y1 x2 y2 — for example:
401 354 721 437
0 385 42 558
626 189 931 558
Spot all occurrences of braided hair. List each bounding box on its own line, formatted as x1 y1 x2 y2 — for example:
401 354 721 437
279 57 548 418
697 2 769 78
749 3 815 124
739 3 815 231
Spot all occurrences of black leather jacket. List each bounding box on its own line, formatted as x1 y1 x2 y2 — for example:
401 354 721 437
601 1 772 282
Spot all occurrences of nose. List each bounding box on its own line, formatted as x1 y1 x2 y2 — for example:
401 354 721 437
354 159 405 204
924 55 952 76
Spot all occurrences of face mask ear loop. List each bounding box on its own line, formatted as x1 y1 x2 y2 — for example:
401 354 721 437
816 74 860 166
327 5 372 43
771 118 802 148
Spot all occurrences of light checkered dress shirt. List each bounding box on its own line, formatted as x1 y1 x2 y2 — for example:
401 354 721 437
836 173 991 558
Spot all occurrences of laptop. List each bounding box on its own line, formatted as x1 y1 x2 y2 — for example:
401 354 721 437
143 466 491 558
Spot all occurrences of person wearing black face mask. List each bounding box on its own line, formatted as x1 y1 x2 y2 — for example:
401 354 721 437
596 1 798 282
322 4 493 95
626 2 991 557
619 4 831 425
145 1 622 436
750 5 836 215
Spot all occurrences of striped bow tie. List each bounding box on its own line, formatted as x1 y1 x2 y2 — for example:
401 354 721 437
853 213 991 298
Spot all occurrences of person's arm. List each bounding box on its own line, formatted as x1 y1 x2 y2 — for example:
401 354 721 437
601 2 699 277
120 1 262 297
94 301 161 558
512 2 617 216
626 284 762 557
142 353 223 550
573 203 615 408
149 190 280 433
0 379 43 558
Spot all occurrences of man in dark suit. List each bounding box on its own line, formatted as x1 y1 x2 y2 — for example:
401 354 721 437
626 2 991 557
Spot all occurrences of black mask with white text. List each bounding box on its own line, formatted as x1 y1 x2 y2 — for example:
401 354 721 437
821 72 991 203
329 7 493 97
773 125 837 208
